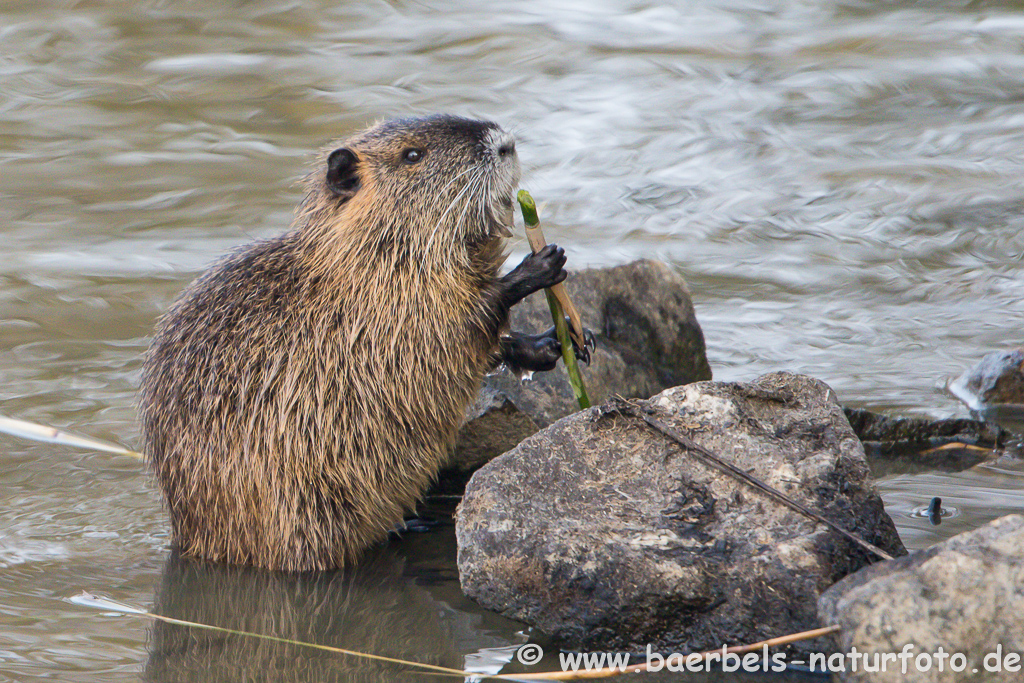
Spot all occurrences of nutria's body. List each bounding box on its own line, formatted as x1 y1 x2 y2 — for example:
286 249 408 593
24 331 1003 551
140 115 572 571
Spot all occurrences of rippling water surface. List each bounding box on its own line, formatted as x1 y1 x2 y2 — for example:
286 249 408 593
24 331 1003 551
2 0 1023 680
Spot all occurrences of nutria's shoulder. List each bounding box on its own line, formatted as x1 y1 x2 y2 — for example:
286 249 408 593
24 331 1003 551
150 235 314 347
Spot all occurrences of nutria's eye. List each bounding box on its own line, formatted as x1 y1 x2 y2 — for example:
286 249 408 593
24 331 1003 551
402 148 425 164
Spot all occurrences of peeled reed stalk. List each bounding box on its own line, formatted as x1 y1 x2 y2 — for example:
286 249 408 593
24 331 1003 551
517 190 590 410
0 414 143 459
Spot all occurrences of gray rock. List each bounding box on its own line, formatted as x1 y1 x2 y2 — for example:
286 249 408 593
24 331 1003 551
456 372 904 653
448 259 711 477
948 349 1024 436
949 348 1024 411
818 514 1024 683
435 386 541 495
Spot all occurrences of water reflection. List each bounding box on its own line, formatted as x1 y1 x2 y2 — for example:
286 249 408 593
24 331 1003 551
144 511 517 683
146 551 449 682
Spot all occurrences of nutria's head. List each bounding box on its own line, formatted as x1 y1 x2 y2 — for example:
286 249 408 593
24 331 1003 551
299 115 521 259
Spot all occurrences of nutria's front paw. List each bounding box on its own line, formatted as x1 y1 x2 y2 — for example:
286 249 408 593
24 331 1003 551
501 245 567 304
523 244 568 290
500 328 561 372
536 322 596 366
533 333 563 370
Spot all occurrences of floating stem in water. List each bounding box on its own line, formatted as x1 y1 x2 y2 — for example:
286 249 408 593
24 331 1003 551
0 414 143 459
69 590 841 681
68 592 475 678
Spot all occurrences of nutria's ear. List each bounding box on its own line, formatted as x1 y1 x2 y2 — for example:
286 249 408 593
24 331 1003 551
326 148 360 201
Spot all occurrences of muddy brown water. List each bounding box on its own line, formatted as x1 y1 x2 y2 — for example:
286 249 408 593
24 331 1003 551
2 0 1023 680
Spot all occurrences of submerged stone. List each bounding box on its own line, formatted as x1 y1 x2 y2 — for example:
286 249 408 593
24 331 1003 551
844 407 1009 475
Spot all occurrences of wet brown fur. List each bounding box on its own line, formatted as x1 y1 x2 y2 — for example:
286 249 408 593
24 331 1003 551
140 115 521 571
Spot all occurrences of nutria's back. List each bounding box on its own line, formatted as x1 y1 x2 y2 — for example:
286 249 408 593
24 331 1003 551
140 115 523 571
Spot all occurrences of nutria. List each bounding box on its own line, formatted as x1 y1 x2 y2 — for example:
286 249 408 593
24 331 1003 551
140 114 584 571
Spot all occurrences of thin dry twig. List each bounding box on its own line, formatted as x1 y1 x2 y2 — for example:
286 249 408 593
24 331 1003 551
69 592 475 678
921 441 991 455
610 399 895 562
71 591 841 682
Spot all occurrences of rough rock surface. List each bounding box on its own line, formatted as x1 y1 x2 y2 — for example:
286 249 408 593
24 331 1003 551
456 372 905 653
448 259 711 476
949 347 1024 410
819 514 1024 683
435 386 541 495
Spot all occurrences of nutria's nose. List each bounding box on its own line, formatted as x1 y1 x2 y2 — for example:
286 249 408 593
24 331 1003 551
487 129 517 160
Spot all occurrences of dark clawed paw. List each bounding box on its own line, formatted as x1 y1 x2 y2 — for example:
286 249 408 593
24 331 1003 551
523 244 567 289
501 245 570 306
503 328 562 372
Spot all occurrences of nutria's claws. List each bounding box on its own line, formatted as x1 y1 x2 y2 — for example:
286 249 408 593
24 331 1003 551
574 335 593 365
565 318 596 366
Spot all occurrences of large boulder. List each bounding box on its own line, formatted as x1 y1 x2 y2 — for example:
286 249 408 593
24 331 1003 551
818 514 1024 683
447 259 711 478
456 372 904 653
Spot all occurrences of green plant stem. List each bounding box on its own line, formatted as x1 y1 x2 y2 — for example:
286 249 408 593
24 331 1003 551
517 190 591 410
546 289 591 408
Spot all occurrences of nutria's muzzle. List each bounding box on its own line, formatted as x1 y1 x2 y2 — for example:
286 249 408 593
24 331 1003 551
482 127 521 239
